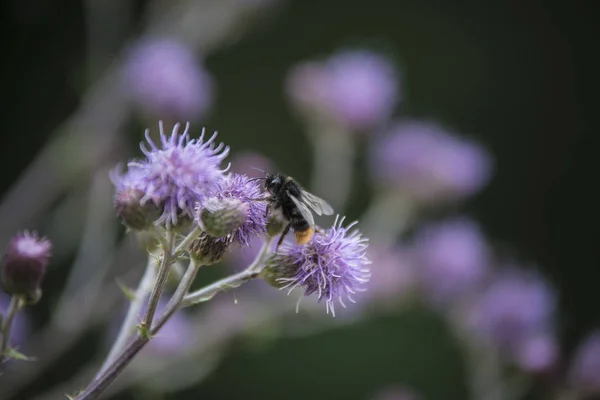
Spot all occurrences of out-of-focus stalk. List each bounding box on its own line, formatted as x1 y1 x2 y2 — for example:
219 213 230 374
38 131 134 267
97 255 157 377
0 296 23 363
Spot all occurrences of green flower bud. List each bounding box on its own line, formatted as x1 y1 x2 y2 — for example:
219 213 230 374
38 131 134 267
199 197 248 238
114 187 161 230
189 232 230 265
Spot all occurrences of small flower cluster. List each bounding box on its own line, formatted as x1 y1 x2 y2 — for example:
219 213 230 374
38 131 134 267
110 122 371 313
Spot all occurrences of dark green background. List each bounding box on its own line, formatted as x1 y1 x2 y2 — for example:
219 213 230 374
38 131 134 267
1 0 598 399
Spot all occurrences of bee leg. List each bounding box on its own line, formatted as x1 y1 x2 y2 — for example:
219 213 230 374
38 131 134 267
275 222 292 252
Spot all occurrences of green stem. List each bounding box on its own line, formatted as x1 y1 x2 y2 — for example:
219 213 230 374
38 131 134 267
308 120 355 213
183 236 272 306
361 190 416 247
0 295 23 361
96 255 157 377
174 226 203 256
75 259 201 400
142 231 174 329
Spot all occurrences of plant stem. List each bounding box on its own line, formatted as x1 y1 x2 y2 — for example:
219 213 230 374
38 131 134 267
361 190 416 248
141 231 174 329
174 226 203 256
75 259 201 400
96 255 157 377
308 120 355 212
183 236 272 306
0 295 23 361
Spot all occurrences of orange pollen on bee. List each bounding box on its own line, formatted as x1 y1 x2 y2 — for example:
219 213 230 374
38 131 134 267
294 228 314 245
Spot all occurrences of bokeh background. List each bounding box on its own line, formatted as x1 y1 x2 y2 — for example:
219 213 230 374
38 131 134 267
1 1 599 399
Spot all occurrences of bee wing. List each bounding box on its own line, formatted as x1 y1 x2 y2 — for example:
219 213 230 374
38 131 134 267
301 191 334 216
288 192 315 226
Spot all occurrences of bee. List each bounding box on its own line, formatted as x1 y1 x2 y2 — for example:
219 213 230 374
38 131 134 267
254 172 334 249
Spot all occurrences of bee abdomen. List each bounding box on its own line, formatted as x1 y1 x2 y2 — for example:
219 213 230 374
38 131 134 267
294 227 314 245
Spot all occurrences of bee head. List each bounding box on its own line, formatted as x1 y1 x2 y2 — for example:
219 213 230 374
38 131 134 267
264 173 283 194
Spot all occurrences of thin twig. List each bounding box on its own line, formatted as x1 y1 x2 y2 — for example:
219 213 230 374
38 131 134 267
75 259 201 400
97 255 157 377
141 232 174 330
0 296 23 363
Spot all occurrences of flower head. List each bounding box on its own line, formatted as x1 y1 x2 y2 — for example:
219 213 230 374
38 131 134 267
1 231 52 302
568 330 600 394
111 168 161 230
467 268 556 366
198 174 267 246
117 122 229 227
370 120 492 203
123 38 214 121
286 50 398 131
262 216 371 316
413 217 490 306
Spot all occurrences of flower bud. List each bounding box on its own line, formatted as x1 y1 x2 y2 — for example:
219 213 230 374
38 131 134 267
189 233 230 265
114 187 161 230
260 254 298 289
1 232 52 302
199 197 248 238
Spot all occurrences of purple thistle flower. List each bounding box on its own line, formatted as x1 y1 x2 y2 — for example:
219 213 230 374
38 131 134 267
122 38 214 121
286 50 398 131
198 173 267 246
263 216 371 316
0 292 29 348
413 217 490 306
370 120 492 203
568 330 600 394
467 268 556 366
1 231 52 301
116 121 229 227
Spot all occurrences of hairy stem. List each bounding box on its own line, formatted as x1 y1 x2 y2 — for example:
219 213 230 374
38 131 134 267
96 255 157 377
183 236 272 306
0 295 23 361
174 226 203 256
308 121 356 213
75 259 201 400
142 231 174 329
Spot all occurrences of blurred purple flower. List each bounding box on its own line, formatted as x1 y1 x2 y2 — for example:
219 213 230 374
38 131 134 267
123 38 214 121
263 216 371 316
286 50 398 130
467 268 556 369
413 217 490 306
360 245 416 307
112 122 229 227
198 173 267 246
1 231 52 301
568 330 600 394
370 120 492 203
230 152 276 178
0 292 29 348
514 334 558 373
